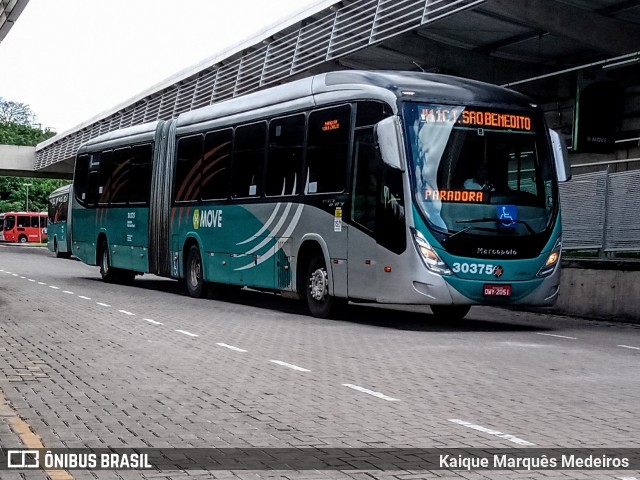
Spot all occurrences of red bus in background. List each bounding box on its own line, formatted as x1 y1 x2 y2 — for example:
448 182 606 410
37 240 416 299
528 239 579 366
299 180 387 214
2 212 48 243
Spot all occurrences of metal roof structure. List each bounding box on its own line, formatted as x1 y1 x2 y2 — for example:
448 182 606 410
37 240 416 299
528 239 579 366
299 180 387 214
33 0 640 175
0 0 29 43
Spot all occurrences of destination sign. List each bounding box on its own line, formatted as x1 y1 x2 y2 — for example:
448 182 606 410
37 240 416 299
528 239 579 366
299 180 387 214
425 189 487 203
420 106 532 131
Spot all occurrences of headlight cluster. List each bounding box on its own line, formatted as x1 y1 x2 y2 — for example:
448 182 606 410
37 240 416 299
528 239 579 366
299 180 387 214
537 237 562 277
411 228 451 275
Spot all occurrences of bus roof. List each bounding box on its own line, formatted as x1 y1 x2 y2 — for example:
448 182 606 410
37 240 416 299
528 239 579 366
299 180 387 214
79 120 161 152
49 184 71 197
176 70 535 130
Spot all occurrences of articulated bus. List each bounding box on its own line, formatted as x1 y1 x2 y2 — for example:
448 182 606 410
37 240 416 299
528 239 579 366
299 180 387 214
2 212 48 243
71 71 570 319
47 185 73 258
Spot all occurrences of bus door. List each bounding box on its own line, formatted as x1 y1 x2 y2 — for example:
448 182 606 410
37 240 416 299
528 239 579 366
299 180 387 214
348 133 407 301
348 132 379 300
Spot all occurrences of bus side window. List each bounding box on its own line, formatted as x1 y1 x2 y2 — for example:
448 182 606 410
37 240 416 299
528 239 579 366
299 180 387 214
74 154 90 205
110 147 133 205
233 122 266 198
175 135 204 203
130 144 153 205
266 114 304 197
306 105 351 194
202 129 232 200
98 150 113 206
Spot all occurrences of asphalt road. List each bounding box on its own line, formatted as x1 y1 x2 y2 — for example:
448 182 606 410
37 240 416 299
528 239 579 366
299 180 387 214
0 244 638 480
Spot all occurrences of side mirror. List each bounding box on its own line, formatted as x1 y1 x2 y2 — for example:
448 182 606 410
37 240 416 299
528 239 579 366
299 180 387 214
375 116 405 172
549 129 571 182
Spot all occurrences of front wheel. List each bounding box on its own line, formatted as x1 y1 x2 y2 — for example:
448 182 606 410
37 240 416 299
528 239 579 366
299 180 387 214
186 245 206 298
306 254 340 318
430 305 471 320
18 235 27 244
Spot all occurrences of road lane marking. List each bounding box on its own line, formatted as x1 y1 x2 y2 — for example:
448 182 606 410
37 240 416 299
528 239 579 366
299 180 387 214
270 360 310 372
37 282 46 285
449 419 535 446
12 273 18 276
28 279 35 282
144 318 163 325
536 333 577 340
176 330 199 337
49 286 60 290
342 384 400 402
19 276 25 279
96 302 111 307
618 345 640 351
63 291 74 294
216 343 247 352
618 477 639 480
118 310 135 316
78 295 91 300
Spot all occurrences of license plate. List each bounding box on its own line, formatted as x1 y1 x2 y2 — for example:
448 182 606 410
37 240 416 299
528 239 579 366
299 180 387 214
483 284 512 297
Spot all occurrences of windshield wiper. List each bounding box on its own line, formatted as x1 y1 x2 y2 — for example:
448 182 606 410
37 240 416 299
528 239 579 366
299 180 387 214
446 225 501 241
456 217 535 235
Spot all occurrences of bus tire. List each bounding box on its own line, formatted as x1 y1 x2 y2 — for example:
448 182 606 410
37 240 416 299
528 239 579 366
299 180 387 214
430 305 471 320
18 235 28 244
186 244 206 298
99 240 117 283
306 254 337 318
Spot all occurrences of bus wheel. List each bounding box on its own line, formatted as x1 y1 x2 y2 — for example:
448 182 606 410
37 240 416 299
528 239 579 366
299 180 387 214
99 241 116 283
430 305 471 320
306 254 336 318
186 245 206 298
18 235 27 244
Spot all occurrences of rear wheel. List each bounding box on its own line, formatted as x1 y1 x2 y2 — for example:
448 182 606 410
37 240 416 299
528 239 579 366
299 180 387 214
186 245 206 298
306 254 341 318
99 240 116 282
430 305 471 320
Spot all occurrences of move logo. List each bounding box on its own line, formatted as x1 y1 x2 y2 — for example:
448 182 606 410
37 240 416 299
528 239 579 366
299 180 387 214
192 209 223 229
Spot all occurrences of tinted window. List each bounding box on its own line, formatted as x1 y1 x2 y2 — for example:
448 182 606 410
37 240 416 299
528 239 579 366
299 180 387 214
202 129 232 200
232 122 266 198
306 105 351 194
74 154 90 205
98 150 113 205
266 114 305 197
17 216 28 228
351 129 378 232
356 101 391 127
129 144 153 204
110 147 132 204
175 135 204 202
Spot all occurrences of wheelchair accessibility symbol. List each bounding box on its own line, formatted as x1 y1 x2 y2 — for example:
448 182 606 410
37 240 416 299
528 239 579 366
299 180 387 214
497 205 517 228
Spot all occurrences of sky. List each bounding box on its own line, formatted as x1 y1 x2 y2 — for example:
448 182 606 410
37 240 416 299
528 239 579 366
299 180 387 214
0 0 326 133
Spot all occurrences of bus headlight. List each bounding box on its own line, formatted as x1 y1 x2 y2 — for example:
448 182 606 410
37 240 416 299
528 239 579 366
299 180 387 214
537 237 562 277
411 228 451 275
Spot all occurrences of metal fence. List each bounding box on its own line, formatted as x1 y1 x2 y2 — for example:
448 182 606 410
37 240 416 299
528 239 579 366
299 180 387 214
560 168 640 253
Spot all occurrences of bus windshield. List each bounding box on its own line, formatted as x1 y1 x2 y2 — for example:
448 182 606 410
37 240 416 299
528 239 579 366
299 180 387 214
4 215 15 230
403 103 556 237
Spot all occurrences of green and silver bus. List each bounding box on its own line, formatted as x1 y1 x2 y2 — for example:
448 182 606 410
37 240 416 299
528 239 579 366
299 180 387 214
71 71 570 319
47 184 72 258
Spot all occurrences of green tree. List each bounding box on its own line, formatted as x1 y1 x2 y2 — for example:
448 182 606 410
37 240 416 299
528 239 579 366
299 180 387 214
0 177 69 212
0 97 64 212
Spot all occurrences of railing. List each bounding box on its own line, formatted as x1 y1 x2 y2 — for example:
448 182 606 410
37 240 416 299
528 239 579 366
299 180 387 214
560 166 640 254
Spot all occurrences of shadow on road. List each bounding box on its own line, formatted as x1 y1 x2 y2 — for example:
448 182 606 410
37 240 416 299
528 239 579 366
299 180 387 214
87 275 552 334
